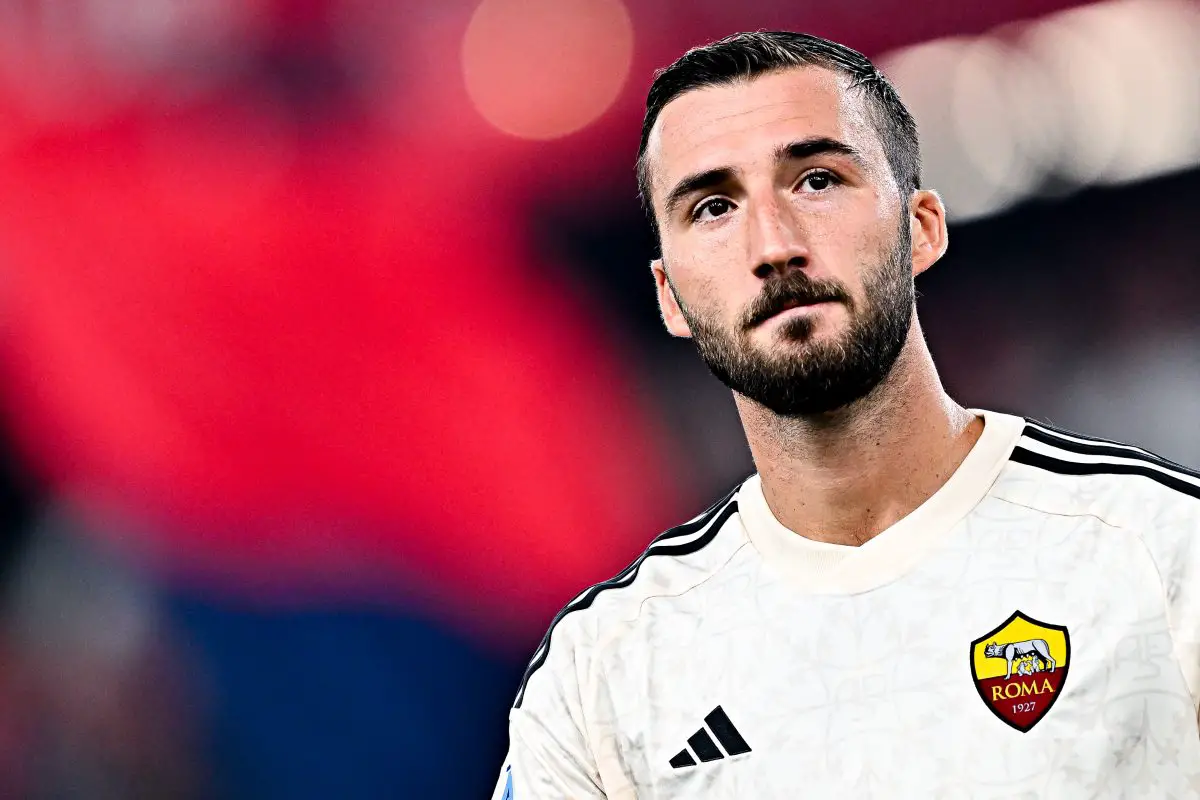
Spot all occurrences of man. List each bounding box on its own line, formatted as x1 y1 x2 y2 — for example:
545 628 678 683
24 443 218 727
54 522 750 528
493 31 1200 798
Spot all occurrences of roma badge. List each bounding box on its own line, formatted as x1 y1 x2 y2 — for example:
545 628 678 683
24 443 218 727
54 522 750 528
970 610 1070 732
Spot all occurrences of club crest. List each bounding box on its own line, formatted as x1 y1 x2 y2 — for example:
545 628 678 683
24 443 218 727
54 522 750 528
969 610 1070 732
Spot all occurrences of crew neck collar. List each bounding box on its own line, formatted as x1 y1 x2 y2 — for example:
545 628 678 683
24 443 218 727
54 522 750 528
738 409 1025 594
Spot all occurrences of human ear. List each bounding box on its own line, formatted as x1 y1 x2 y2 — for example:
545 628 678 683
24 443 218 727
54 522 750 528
651 259 693 338
909 190 948 277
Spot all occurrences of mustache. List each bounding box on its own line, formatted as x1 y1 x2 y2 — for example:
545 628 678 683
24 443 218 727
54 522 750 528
741 272 852 330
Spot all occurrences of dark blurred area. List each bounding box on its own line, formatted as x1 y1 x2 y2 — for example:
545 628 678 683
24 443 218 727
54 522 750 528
0 0 1194 797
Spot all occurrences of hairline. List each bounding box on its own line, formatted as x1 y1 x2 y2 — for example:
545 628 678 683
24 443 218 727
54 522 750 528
637 64 902 230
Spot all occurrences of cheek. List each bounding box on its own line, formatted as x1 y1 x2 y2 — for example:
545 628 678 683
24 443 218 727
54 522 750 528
669 267 744 329
664 239 735 304
822 208 894 294
802 211 870 289
676 270 722 318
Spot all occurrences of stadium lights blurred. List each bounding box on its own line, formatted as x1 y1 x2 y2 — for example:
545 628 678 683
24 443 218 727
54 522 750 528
880 0 1200 221
462 0 634 140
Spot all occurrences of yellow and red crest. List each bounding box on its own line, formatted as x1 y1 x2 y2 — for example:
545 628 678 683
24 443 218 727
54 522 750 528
970 610 1070 732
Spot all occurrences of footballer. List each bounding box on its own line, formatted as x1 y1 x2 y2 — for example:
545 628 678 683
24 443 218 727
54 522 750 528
493 31 1200 798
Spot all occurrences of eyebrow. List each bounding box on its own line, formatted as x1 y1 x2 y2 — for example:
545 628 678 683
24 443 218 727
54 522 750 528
661 136 867 220
772 136 866 170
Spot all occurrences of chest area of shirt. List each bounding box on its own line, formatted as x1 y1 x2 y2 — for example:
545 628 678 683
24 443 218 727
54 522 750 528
591 523 1200 796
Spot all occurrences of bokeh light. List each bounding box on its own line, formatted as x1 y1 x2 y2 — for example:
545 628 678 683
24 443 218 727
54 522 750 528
881 0 1200 220
462 0 634 140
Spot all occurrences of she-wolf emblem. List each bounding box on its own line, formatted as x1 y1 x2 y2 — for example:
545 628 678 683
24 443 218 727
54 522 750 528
984 639 1057 680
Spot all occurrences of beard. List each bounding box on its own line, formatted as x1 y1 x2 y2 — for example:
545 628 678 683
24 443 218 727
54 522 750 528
669 218 914 417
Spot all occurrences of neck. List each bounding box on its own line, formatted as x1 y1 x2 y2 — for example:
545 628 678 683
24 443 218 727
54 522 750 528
736 318 982 546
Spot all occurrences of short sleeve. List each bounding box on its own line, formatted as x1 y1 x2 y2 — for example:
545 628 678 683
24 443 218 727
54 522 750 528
491 628 606 799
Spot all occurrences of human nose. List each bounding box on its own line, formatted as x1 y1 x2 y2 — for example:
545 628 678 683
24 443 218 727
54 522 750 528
747 193 809 280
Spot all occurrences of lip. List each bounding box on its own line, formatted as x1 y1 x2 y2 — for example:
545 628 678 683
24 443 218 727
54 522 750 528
763 299 838 323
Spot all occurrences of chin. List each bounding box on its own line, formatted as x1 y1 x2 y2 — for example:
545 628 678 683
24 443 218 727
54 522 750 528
776 313 852 345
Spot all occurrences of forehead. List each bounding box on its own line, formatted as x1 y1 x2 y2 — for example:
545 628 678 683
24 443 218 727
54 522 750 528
646 66 884 200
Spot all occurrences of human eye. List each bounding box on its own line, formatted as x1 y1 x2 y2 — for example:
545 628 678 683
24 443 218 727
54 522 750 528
692 197 735 222
796 169 840 193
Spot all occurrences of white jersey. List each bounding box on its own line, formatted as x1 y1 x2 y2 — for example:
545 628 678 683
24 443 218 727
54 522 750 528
492 410 1200 798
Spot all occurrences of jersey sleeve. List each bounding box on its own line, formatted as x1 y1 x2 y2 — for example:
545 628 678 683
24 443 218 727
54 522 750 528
492 624 606 799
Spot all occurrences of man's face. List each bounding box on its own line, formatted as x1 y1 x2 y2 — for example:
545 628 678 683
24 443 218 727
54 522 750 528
645 66 916 416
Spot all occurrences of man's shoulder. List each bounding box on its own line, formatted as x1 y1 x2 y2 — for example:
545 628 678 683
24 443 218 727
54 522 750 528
995 415 1200 528
512 481 749 709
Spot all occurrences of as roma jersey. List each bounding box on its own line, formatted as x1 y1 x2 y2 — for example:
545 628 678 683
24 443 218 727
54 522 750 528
492 410 1200 798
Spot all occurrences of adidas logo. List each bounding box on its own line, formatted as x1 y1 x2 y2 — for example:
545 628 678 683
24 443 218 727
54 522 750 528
669 706 752 769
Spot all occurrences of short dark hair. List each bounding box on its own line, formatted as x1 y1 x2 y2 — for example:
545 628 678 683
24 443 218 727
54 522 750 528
636 31 921 247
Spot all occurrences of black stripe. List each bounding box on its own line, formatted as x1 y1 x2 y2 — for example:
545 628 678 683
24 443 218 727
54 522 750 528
587 484 742 586
512 488 737 707
687 729 723 762
1027 417 1146 446
513 490 741 709
1023 422 1200 481
669 749 696 769
1010 446 1200 502
514 500 737 708
704 706 752 756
